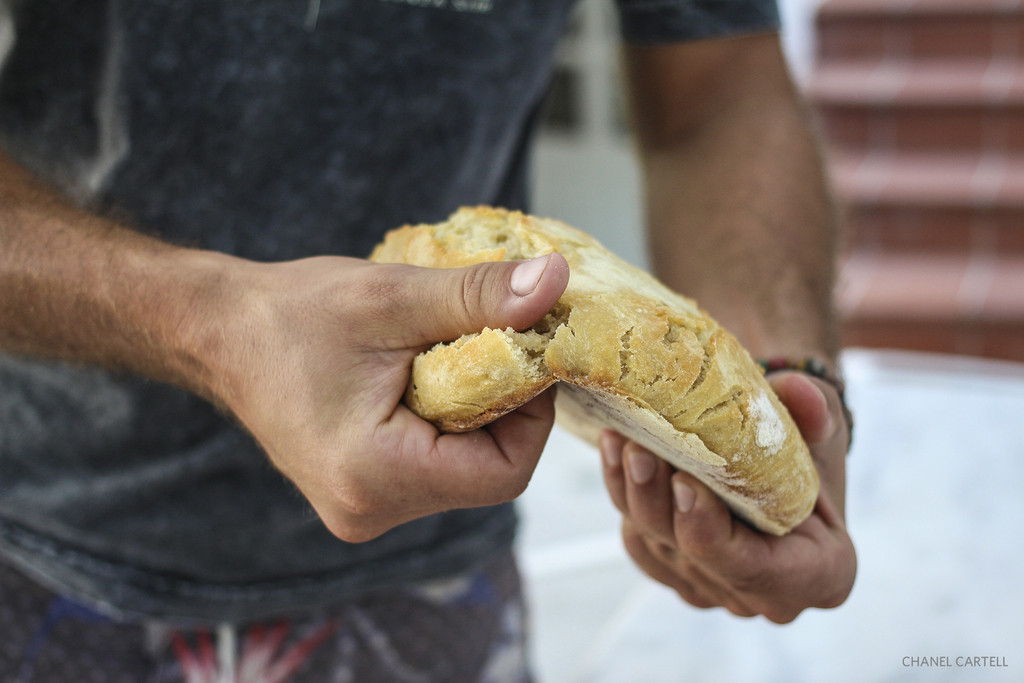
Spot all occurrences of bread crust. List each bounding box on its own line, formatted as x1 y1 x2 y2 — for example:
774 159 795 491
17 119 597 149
370 206 818 534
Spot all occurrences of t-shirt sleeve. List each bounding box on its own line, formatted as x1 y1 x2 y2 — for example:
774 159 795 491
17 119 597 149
616 0 781 45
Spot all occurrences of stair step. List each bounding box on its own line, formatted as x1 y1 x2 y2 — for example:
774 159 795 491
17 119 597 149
837 251 1024 360
838 252 1024 321
829 149 1024 209
821 0 1024 18
843 204 1024 254
841 316 1024 360
816 0 1024 62
828 151 1024 254
819 104 1024 153
810 60 1024 107
809 60 1024 151
818 104 1024 153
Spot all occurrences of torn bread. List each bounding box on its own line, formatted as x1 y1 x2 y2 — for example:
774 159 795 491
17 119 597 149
370 206 819 535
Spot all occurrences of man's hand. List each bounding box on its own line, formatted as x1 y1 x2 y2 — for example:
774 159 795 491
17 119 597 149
199 252 570 542
0 151 570 544
598 372 856 623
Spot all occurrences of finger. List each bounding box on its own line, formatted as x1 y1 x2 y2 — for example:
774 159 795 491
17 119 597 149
665 477 785 618
599 430 630 514
622 521 758 616
482 387 558 477
375 389 556 513
435 389 556 507
620 521 718 610
670 469 753 566
769 372 850 521
329 378 556 542
362 253 570 349
622 442 677 545
668 470 849 619
768 372 835 446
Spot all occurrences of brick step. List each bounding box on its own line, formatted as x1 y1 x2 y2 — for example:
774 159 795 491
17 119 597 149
828 150 1024 254
843 204 1024 254
809 60 1024 151
829 149 1024 210
837 251 1024 361
817 0 1024 63
842 316 1024 361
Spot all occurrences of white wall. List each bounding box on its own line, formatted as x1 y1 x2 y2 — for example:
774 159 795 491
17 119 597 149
779 0 828 84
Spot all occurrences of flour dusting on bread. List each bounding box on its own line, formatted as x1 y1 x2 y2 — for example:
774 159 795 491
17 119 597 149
749 391 786 454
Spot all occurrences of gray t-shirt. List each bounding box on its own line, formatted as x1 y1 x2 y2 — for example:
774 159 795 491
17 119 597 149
0 0 779 623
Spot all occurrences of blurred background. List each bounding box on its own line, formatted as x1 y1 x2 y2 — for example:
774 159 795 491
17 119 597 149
518 1 1024 681
530 0 1024 363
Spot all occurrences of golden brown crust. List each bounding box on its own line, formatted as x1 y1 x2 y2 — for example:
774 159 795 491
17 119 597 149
370 206 818 534
420 380 558 432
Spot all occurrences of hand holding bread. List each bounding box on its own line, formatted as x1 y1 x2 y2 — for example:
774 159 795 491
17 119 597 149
601 371 856 623
209 250 568 542
370 206 820 535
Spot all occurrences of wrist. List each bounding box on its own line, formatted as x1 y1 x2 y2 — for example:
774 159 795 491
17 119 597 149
168 249 274 413
0 155 255 409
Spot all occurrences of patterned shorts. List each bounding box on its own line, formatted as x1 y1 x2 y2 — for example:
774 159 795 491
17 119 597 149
0 549 530 683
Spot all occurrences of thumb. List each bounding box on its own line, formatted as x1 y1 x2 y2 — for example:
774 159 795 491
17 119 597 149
769 371 850 523
392 252 570 346
768 372 835 446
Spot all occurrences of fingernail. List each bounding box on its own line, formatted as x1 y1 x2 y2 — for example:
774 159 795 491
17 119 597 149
627 449 657 484
673 479 696 513
809 382 837 444
821 408 836 443
510 255 550 296
599 432 621 468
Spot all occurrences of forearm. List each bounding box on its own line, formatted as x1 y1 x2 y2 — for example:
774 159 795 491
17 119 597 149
0 151 577 542
0 151 235 401
612 37 856 614
628 36 841 366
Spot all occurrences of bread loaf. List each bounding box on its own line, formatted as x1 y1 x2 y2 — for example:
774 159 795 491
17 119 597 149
370 206 818 534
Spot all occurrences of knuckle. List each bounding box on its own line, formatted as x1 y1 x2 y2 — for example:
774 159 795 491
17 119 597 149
732 570 777 597
652 539 679 562
352 267 407 320
348 265 432 347
818 566 856 610
494 469 533 504
459 263 494 319
681 524 720 559
817 590 849 610
317 472 391 541
815 540 857 609
723 552 779 596
676 586 715 610
764 606 802 624
321 513 385 544
336 484 387 520
725 601 759 619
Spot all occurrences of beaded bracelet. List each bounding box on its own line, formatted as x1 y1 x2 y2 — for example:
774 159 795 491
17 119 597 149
757 357 854 449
